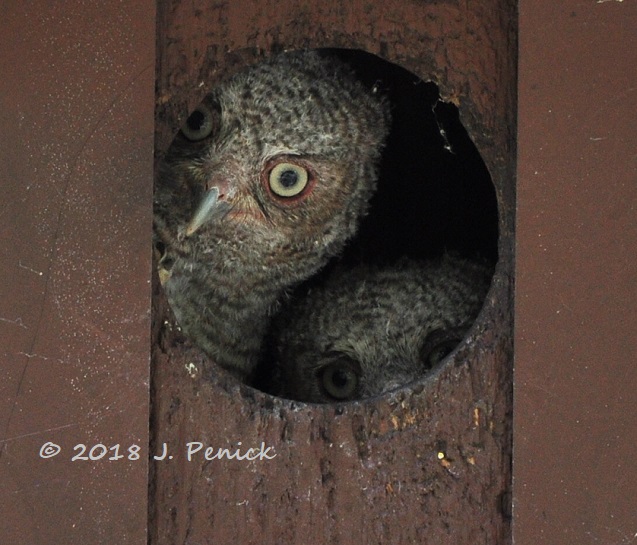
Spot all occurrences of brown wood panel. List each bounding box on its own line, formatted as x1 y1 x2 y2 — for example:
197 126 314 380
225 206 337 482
515 1 637 543
151 1 516 543
0 2 155 544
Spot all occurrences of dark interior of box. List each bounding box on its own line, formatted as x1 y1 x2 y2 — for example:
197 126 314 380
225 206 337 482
321 48 499 267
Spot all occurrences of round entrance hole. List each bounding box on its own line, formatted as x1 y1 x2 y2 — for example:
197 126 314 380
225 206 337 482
153 48 499 403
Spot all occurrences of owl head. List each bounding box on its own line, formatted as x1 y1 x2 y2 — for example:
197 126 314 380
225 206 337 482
271 256 492 403
154 50 391 284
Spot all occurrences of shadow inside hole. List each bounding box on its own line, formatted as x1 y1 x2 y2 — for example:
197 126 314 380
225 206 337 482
324 48 499 265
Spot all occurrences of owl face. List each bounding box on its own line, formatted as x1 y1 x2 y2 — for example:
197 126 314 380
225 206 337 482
284 327 468 403
152 51 391 379
154 51 390 279
272 256 492 403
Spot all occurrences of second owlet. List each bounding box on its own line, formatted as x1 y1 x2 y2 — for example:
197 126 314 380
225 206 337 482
153 51 390 381
270 255 493 403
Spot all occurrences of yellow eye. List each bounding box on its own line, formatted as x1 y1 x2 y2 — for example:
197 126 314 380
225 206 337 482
181 104 216 141
268 162 309 198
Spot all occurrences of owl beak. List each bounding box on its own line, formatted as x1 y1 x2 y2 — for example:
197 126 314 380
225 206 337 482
183 186 232 237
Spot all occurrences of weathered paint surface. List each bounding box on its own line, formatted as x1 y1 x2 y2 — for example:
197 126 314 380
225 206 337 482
3 0 635 543
515 1 637 544
0 2 155 543
151 1 516 543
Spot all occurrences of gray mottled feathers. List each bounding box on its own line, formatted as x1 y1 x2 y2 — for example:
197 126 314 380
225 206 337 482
270 255 492 403
153 51 390 381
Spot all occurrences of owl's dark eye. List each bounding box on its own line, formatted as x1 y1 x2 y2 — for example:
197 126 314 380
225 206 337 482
181 104 216 141
424 339 459 367
420 329 463 369
268 162 309 198
317 357 360 400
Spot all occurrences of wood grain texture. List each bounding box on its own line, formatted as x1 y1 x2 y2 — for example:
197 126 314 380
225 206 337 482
0 2 154 544
151 1 515 543
514 1 637 543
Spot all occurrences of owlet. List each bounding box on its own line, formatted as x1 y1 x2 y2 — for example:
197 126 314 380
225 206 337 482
153 51 390 381
270 255 492 402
